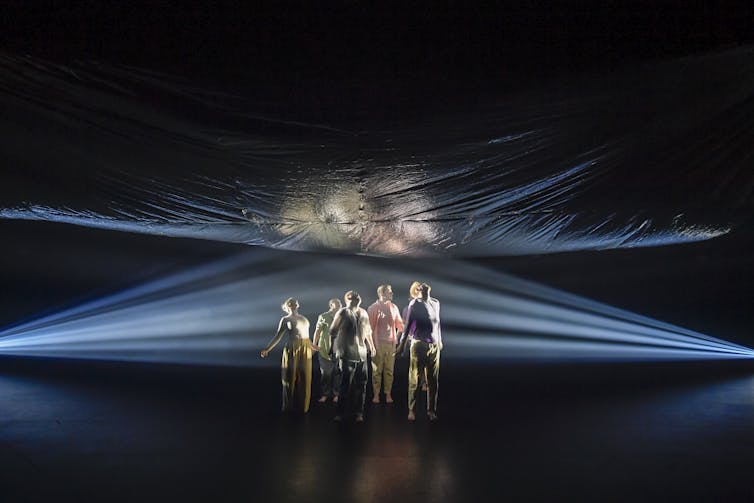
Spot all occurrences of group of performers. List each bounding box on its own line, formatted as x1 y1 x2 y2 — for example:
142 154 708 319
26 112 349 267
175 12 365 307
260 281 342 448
260 281 442 422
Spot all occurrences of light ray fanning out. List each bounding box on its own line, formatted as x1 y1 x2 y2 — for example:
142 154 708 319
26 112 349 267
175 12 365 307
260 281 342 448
0 250 751 366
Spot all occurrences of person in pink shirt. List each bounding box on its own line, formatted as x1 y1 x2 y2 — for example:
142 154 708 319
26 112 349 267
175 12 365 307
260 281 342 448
367 284 404 404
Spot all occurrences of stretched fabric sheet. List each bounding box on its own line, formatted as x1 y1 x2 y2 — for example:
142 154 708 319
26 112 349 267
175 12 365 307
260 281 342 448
2 47 752 257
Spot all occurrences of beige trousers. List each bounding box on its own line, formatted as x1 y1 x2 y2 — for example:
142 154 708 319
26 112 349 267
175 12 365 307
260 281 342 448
371 343 396 395
408 340 440 413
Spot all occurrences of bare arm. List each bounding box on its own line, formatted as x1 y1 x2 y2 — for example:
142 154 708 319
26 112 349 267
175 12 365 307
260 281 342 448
328 309 344 355
313 326 322 346
312 315 324 351
362 310 376 355
393 304 405 334
396 302 414 355
367 304 379 350
261 317 287 358
436 301 442 350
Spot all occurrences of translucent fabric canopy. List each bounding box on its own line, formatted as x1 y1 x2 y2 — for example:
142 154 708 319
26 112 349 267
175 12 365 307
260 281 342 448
2 47 753 257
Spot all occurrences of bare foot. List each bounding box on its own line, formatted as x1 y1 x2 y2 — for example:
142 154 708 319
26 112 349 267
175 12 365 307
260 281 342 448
428 411 438 422
371 396 380 404
355 414 365 423
318 396 328 403
333 395 339 403
407 410 416 421
385 394 394 404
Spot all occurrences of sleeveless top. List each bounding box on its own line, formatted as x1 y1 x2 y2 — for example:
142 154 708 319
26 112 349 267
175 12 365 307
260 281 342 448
332 307 370 362
283 315 310 347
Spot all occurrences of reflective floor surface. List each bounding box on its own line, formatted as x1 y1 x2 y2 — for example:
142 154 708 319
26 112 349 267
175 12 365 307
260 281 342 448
1 357 753 502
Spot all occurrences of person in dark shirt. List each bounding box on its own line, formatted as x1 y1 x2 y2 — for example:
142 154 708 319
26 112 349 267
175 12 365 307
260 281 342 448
329 291 376 423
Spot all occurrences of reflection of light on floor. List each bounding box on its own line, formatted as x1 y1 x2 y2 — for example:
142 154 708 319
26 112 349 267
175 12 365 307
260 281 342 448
351 431 454 500
0 250 751 366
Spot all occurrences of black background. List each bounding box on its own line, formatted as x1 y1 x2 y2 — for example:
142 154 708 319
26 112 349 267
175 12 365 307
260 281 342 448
4 1 754 119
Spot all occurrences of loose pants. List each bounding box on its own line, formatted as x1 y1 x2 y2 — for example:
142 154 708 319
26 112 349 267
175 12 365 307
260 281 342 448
318 354 340 398
281 339 312 413
408 340 440 413
336 359 367 417
371 343 396 396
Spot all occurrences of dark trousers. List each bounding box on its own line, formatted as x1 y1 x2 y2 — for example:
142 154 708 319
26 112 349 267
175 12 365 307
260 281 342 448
336 359 367 417
318 354 340 398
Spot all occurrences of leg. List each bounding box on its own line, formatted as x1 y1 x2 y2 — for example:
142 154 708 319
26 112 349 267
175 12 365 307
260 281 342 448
408 341 421 414
289 342 303 413
426 344 440 419
371 346 383 402
336 359 355 419
281 347 293 412
420 369 428 392
354 361 368 419
297 343 312 413
332 356 342 399
319 355 334 399
382 345 396 402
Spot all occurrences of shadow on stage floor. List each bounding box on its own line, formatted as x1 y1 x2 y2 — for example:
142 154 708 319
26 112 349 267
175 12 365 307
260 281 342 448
1 356 753 502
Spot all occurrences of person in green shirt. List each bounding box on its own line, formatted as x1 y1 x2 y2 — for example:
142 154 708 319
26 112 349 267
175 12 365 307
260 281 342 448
312 298 342 403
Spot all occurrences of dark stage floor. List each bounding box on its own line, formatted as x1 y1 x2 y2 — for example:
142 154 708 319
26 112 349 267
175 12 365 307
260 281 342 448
1 357 754 502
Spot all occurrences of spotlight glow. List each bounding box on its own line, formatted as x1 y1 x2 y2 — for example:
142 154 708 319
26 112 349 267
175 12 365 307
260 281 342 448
0 251 750 365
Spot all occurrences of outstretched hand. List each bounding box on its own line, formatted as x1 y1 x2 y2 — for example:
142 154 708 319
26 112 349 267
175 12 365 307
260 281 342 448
260 349 269 358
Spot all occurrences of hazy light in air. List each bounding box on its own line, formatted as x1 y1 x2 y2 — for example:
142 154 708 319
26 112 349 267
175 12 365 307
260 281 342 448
0 251 750 366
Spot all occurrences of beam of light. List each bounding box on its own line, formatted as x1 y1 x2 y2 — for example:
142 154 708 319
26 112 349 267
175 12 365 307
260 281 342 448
0 250 751 366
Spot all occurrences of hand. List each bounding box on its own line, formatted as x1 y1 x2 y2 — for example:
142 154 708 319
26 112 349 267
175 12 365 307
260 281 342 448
260 349 269 358
311 344 320 352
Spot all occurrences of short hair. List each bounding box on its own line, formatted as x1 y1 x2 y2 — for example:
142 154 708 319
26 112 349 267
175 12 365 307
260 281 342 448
377 284 392 297
328 298 342 309
281 297 298 313
344 290 361 303
409 281 422 299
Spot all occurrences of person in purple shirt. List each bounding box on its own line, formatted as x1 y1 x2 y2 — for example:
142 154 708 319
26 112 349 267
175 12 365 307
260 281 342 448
397 282 442 422
402 281 428 392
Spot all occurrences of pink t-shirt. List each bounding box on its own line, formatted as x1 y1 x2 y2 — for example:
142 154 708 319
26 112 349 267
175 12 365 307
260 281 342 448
367 301 404 348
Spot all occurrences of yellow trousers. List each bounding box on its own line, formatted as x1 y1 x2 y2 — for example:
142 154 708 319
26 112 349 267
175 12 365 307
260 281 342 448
281 338 312 413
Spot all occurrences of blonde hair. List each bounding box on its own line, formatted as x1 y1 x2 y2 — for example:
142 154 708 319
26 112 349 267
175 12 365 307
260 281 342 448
281 297 298 313
409 281 422 299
